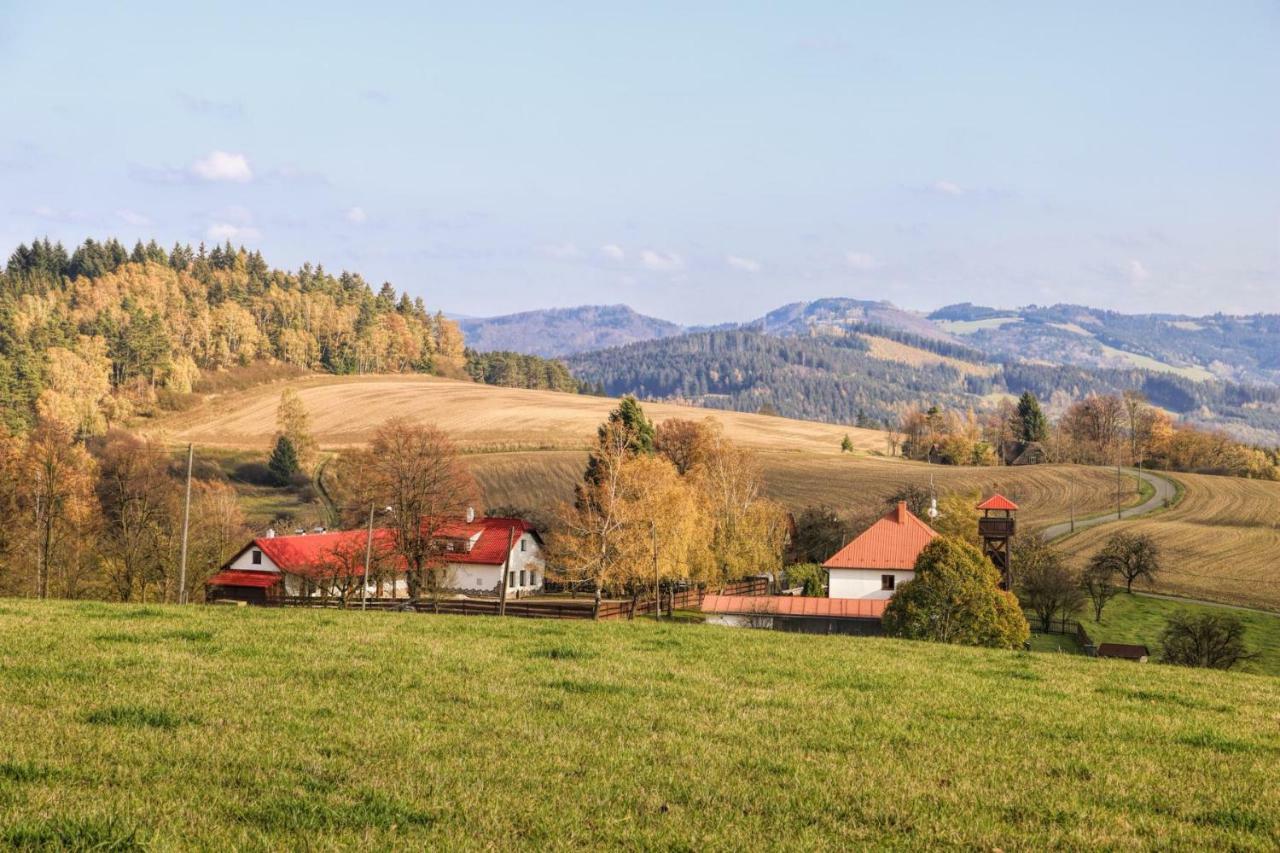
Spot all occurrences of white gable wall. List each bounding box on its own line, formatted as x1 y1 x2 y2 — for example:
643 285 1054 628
828 568 914 600
225 544 280 573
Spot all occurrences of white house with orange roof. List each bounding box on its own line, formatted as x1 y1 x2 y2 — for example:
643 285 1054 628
822 501 938 599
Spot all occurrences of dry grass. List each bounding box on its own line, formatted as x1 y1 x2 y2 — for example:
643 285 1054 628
1058 473 1280 611
860 334 995 377
149 375 887 455
468 450 1141 533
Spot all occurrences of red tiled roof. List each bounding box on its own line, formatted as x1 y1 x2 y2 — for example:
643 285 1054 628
239 516 536 577
822 502 937 571
206 570 281 589
977 494 1019 511
701 594 886 619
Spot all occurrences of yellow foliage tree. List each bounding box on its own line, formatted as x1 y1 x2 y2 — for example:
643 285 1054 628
36 337 113 436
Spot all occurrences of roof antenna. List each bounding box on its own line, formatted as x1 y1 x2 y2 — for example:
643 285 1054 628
927 474 940 520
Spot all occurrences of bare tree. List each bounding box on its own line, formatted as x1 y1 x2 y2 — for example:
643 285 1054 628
1089 532 1160 593
334 418 477 601
1081 559 1119 622
1160 611 1257 670
1013 537 1083 632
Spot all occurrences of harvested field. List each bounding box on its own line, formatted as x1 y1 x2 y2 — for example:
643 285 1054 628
1059 473 1280 612
468 450 1141 533
860 334 995 377
150 375 886 455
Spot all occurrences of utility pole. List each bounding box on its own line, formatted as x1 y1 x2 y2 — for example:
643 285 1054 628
651 522 660 620
33 470 44 600
177 443 194 604
1116 457 1122 520
362 503 376 611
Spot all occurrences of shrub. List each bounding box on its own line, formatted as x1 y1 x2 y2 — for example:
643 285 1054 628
1160 610 1257 670
882 537 1029 649
784 563 827 596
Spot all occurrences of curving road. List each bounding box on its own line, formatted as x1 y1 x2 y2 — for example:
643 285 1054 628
1040 468 1178 542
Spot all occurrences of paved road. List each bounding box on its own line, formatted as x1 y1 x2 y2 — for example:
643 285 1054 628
1040 468 1178 542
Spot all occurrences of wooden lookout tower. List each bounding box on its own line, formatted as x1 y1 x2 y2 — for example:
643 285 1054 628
977 494 1018 589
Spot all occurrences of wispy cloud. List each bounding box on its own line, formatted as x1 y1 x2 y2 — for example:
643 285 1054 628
1126 259 1150 283
191 150 253 183
177 93 244 120
640 249 684 272
207 222 261 242
345 206 368 224
542 241 581 260
599 243 625 261
116 209 151 226
726 255 761 273
931 180 964 196
846 251 881 271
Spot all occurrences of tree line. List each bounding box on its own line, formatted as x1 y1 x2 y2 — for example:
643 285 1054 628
0 237 582 438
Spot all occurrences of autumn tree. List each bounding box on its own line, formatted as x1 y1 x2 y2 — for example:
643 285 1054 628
276 387 316 471
1088 531 1160 593
580 396 655 502
1012 537 1083 632
91 431 181 601
18 420 98 598
927 490 981 547
882 537 1029 648
788 505 847 565
334 418 478 600
654 417 715 475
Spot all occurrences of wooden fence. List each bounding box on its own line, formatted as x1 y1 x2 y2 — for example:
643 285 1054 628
274 576 771 621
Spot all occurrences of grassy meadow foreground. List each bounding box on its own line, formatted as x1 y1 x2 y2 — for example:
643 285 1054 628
2 601 1278 850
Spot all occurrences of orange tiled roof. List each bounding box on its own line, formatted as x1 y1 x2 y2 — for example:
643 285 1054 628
701 594 886 619
822 501 937 571
977 494 1019 511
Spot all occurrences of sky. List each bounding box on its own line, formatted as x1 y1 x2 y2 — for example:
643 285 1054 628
1 1 1278 324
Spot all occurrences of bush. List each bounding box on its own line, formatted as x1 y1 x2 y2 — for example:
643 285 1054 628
1160 610 1256 670
882 537 1029 649
783 563 827 596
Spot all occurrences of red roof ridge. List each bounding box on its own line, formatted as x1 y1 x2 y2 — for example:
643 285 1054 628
977 494 1019 511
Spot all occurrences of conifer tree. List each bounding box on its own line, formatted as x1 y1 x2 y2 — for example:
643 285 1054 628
268 435 301 485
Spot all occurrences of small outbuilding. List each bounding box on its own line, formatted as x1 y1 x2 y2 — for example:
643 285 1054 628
1097 643 1150 663
701 594 887 635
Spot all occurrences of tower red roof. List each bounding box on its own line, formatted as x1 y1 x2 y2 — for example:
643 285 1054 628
822 502 938 571
977 494 1019 511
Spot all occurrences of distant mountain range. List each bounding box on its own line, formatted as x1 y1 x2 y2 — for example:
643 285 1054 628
460 298 1280 442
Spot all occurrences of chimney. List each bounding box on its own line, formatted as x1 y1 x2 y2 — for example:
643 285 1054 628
466 506 475 523
266 528 276 539
896 501 908 524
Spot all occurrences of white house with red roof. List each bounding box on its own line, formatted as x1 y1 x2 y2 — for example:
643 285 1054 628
822 501 938 600
206 515 544 603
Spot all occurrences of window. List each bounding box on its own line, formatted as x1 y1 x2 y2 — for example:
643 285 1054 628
520 570 526 587
251 549 262 565
531 572 539 587
509 571 516 588
520 539 526 552
881 574 896 591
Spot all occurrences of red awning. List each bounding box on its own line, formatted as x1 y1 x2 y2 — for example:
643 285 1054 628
206 570 282 589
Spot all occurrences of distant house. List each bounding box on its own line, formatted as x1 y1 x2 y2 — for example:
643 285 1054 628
822 501 938 600
205 515 544 604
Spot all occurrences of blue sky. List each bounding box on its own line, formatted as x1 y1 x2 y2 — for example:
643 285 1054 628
2 1 1277 324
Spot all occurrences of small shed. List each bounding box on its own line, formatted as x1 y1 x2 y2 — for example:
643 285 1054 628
701 594 887 635
1097 643 1150 663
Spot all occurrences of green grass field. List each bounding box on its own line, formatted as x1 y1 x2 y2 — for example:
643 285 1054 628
1 601 1278 849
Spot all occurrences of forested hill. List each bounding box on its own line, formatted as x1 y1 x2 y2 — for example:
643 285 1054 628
0 238 473 435
567 329 1280 442
457 304 683 357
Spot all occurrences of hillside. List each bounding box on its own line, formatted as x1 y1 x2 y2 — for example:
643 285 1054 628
1 600 1277 849
150 374 886 454
1058 472 1280 611
457 304 683 357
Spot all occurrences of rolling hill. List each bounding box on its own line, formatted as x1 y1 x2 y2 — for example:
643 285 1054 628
456 304 683 357
2 600 1277 849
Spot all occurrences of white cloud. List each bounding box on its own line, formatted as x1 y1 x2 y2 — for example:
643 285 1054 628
726 255 761 273
542 242 581 259
640 249 684 272
206 222 261 242
599 243 625 261
931 180 964 196
1127 259 1150 283
845 251 881 271
117 209 151 226
190 150 253 183
345 206 368 224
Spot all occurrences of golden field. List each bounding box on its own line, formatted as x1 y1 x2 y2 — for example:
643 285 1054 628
1059 473 1280 611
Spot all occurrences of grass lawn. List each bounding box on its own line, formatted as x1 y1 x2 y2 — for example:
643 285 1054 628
1081 593 1280 677
1 600 1278 849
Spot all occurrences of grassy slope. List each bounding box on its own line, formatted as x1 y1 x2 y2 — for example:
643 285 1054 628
1 601 1278 850
1058 473 1280 611
1079 593 1280 677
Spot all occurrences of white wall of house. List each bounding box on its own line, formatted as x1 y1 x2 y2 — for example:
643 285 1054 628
226 545 280 573
828 568 914 600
